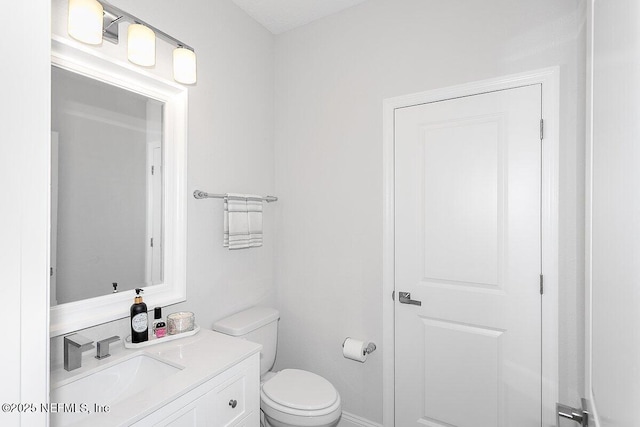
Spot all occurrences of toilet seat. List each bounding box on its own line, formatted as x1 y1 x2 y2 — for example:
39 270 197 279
261 389 341 418
261 369 342 426
262 369 338 411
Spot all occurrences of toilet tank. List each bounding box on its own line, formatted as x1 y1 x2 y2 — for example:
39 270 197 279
212 307 280 377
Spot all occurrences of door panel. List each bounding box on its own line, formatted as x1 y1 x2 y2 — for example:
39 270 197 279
395 85 542 427
422 116 501 287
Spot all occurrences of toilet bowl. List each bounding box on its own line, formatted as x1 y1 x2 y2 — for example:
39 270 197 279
212 307 341 427
261 369 341 427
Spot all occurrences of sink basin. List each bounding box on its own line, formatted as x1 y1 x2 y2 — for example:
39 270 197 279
51 354 182 426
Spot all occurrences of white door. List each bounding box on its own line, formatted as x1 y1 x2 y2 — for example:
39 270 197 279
394 85 543 427
145 142 163 285
151 145 163 284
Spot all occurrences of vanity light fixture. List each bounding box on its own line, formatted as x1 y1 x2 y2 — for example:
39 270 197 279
128 24 156 66
67 0 104 45
67 0 197 84
173 47 197 85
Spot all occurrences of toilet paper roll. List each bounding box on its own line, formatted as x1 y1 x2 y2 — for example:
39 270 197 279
343 338 367 362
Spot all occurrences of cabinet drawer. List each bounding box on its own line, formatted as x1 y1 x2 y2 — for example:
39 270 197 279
133 353 260 427
214 374 247 425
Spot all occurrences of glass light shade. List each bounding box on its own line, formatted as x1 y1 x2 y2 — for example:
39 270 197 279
173 48 197 84
68 0 104 45
128 24 156 66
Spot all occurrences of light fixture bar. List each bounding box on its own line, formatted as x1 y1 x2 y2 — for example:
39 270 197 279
98 0 194 51
102 9 121 43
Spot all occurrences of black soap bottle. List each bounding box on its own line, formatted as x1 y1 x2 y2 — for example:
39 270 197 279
130 288 148 343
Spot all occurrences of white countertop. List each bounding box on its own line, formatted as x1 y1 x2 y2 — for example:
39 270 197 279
50 330 262 426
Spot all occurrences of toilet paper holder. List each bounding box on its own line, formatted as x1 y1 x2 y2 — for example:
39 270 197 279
342 337 377 355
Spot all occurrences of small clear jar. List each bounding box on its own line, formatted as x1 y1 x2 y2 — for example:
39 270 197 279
167 311 195 335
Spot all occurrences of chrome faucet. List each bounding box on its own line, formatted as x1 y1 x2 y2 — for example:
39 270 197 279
63 334 95 371
95 335 121 360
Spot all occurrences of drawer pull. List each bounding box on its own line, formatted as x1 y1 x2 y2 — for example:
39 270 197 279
229 399 237 409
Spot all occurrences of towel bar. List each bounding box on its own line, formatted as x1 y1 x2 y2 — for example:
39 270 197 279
193 190 278 202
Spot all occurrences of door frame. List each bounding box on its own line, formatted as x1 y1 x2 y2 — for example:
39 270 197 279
382 67 560 427
584 0 599 424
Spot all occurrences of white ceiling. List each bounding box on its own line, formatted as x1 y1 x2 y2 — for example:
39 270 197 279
232 0 369 34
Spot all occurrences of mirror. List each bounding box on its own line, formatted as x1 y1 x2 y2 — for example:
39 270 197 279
50 36 187 337
51 66 164 305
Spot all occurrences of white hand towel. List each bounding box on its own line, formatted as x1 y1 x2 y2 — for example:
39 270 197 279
246 195 263 248
224 193 251 249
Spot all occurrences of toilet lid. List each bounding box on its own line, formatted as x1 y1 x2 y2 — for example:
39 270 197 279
262 369 338 411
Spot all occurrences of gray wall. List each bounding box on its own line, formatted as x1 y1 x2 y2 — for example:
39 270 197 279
273 0 586 421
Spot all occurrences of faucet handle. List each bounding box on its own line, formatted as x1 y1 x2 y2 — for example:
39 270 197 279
63 334 95 371
95 335 121 360
64 333 94 349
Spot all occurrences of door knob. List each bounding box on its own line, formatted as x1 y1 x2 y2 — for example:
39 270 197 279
398 291 422 306
556 398 589 426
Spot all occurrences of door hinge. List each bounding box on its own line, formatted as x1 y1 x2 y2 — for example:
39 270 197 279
540 119 544 140
150 237 154 248
151 165 155 175
540 274 544 294
392 290 395 301
50 267 54 277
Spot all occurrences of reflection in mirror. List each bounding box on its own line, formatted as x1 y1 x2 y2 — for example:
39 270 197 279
51 65 163 306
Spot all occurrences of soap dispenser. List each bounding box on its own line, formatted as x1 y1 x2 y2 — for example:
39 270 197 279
130 288 148 343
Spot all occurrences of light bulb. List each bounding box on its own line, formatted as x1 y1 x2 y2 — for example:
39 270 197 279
173 47 197 84
68 0 104 45
128 24 156 66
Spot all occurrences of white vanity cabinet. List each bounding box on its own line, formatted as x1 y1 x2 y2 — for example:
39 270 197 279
132 353 260 427
50 331 262 427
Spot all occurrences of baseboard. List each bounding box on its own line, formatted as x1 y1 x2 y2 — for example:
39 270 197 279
338 411 384 427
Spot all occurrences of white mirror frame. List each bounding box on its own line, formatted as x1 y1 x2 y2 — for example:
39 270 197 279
50 35 188 337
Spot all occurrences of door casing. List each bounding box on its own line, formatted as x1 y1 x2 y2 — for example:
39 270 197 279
382 67 560 427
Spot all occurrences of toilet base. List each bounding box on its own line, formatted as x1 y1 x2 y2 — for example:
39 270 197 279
262 413 341 427
261 406 341 427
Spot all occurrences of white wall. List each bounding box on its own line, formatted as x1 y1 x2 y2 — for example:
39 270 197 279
0 0 51 425
49 0 275 365
589 1 640 425
273 0 586 422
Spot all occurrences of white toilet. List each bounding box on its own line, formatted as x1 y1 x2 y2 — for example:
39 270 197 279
212 307 342 427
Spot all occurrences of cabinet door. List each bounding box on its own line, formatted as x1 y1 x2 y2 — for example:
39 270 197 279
214 354 260 426
158 374 249 426
211 373 248 425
